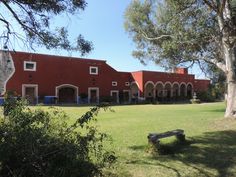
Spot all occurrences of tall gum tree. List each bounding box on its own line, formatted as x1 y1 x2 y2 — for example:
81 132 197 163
124 0 236 118
0 0 93 95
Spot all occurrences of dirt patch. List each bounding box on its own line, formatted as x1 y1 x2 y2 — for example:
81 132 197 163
212 118 236 130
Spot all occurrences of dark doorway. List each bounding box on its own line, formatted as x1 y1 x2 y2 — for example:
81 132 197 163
89 89 98 103
25 87 36 104
111 91 119 103
58 87 76 104
123 91 130 103
187 84 193 98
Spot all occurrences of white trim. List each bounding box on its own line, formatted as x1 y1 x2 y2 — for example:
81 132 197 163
144 81 155 88
172 82 180 96
125 82 130 86
164 81 172 87
24 61 36 71
55 84 79 104
110 90 119 103
180 82 187 87
155 81 164 88
130 82 140 98
112 81 117 86
186 82 194 97
123 90 131 103
186 82 194 88
89 66 98 75
88 87 99 104
144 81 155 98
22 84 38 104
164 82 172 97
172 82 180 87
180 82 187 96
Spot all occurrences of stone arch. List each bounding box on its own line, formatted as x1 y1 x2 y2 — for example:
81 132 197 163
56 84 78 104
164 82 172 99
144 81 155 99
180 82 187 98
187 82 193 98
155 81 164 101
130 82 139 99
172 82 180 98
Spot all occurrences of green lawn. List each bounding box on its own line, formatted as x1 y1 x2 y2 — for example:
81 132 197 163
9 102 236 176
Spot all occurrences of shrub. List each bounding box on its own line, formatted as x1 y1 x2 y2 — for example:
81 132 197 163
0 99 115 177
197 91 215 102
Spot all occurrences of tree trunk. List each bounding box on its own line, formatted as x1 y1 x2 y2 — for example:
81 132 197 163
224 47 236 118
225 81 236 118
0 50 15 95
217 1 236 118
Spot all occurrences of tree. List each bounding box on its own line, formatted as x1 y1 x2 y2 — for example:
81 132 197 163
124 0 236 118
0 0 93 95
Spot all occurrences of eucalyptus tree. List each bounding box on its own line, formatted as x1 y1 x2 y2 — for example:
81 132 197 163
125 0 236 118
0 0 93 95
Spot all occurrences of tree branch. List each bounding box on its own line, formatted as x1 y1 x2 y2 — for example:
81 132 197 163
1 1 45 42
0 17 11 46
202 0 218 12
139 29 172 41
219 0 227 15
209 58 227 72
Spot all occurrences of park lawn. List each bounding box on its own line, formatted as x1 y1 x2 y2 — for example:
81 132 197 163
3 102 236 176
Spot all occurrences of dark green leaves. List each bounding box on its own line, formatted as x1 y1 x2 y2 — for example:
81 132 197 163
0 0 92 55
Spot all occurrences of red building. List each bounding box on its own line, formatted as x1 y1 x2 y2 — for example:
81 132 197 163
2 51 210 104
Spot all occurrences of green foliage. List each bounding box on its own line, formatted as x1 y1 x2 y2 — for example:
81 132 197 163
124 0 219 70
197 82 226 102
0 100 115 177
0 0 93 55
3 90 19 116
124 0 236 72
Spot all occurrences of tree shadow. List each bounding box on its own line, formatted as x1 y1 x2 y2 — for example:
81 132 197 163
207 108 225 113
150 130 236 177
129 145 147 151
128 130 236 177
175 130 236 177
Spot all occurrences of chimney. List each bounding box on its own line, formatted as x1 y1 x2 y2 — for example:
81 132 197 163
174 68 188 74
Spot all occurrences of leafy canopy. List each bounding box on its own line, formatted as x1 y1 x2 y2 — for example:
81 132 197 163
124 0 235 71
0 0 92 55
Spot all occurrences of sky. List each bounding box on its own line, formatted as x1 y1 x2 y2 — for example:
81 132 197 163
0 0 206 78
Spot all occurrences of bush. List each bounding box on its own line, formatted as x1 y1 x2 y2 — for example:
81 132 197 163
197 91 215 102
0 99 115 177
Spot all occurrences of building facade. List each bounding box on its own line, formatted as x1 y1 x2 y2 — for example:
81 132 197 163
1 51 210 104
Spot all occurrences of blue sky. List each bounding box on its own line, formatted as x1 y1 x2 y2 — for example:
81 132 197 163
0 0 205 78
47 0 164 73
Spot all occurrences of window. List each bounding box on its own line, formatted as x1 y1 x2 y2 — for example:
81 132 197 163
24 61 36 71
89 66 98 75
112 81 117 86
125 82 130 86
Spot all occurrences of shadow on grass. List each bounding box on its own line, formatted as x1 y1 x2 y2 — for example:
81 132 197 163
207 108 226 113
176 130 236 177
129 130 236 177
129 145 147 151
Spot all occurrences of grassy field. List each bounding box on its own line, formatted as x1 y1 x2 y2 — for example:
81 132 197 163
5 102 236 176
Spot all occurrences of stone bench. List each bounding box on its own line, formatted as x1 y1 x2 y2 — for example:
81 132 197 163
147 129 185 148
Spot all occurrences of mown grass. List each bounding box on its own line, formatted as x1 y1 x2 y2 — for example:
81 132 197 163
3 102 236 176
